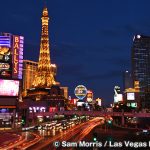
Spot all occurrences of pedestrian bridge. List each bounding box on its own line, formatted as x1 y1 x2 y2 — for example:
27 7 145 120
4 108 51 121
29 111 150 118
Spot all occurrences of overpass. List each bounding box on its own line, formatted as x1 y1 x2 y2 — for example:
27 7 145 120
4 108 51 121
28 111 150 126
29 111 150 118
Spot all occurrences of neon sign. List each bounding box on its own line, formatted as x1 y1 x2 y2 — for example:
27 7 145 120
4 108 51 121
74 85 87 100
12 36 24 79
0 36 11 47
13 36 19 76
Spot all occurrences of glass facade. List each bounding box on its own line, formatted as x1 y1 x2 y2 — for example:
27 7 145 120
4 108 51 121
132 35 150 108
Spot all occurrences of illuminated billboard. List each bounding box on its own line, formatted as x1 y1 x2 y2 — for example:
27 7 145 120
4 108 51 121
0 33 24 79
131 103 137 108
12 35 24 79
127 93 135 100
114 86 123 103
86 90 93 103
74 85 87 100
96 98 102 106
77 101 85 107
0 46 12 78
0 36 11 48
0 79 19 96
127 102 137 108
114 94 123 103
70 98 78 105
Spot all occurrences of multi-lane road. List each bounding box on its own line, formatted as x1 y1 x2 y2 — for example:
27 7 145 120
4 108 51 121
0 116 102 150
27 117 101 150
0 116 150 150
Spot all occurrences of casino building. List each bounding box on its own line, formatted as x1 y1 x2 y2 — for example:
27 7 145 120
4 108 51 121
22 60 59 97
0 32 24 127
20 6 67 125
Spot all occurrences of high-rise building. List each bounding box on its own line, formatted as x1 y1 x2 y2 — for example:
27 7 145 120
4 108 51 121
60 87 68 99
132 35 150 108
22 60 38 95
123 71 133 90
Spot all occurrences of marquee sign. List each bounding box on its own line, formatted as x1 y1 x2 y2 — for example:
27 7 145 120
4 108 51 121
74 85 87 100
12 36 24 79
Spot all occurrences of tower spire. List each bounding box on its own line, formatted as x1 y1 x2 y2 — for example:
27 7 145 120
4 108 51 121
32 6 55 88
44 0 47 8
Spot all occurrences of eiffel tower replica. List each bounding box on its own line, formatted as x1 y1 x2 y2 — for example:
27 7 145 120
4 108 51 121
27 6 65 105
32 6 55 88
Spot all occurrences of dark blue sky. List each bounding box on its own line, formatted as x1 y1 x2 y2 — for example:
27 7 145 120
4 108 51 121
1 0 150 104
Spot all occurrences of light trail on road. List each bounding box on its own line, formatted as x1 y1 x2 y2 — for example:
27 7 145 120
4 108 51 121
29 117 101 150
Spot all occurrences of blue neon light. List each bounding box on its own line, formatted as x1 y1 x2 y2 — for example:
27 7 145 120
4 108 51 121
0 36 11 47
0 44 10 46
0 42 10 44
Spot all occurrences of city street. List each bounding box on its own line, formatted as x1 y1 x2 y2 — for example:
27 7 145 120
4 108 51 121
0 118 150 150
0 131 42 150
26 117 101 150
0 1 150 150
21 118 150 150
0 132 24 150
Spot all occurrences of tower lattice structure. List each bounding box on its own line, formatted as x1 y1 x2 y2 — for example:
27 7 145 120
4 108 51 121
32 6 56 88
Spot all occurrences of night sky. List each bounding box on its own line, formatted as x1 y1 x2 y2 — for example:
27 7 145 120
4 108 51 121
1 0 150 105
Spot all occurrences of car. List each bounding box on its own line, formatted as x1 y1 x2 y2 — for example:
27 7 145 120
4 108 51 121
136 130 150 136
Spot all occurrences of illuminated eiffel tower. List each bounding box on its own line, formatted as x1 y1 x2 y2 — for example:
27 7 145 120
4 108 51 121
24 5 65 111
32 6 56 88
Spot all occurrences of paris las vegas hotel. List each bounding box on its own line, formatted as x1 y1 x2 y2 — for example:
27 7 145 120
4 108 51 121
0 6 68 127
